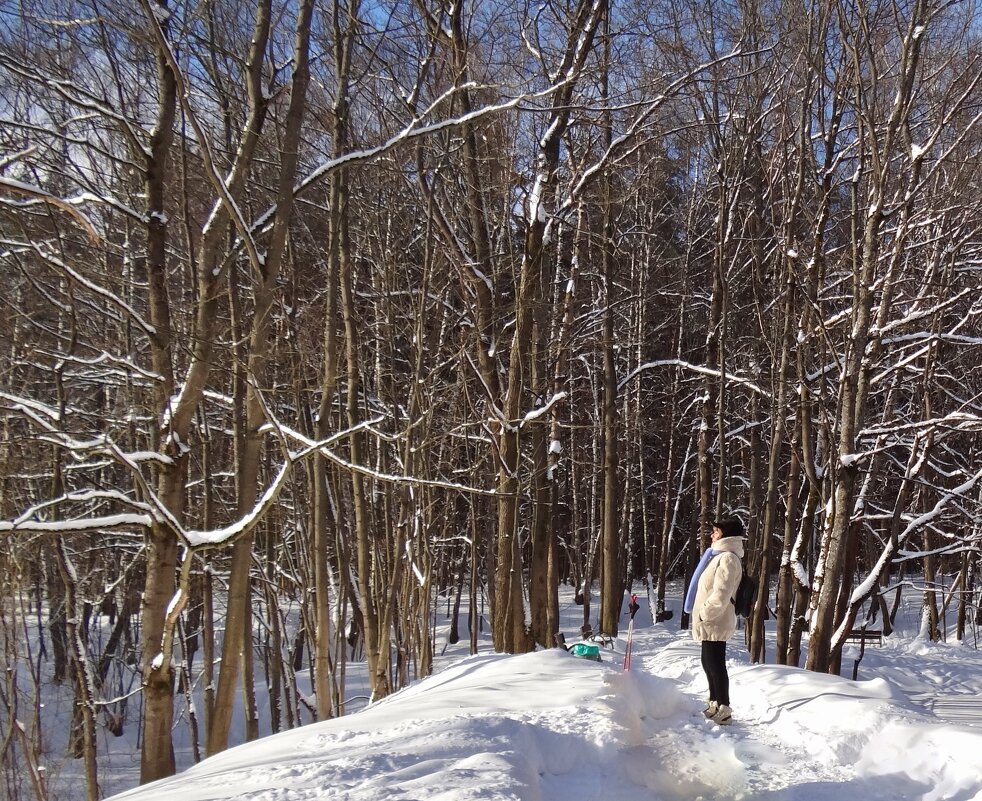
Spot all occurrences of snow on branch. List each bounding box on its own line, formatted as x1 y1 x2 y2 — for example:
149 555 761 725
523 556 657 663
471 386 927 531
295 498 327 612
2 392 466 550
52 351 165 385
618 359 768 397
876 287 973 340
259 404 499 497
183 459 293 548
240 47 654 276
0 514 152 535
0 390 61 423
0 175 101 243
2 391 174 468
291 82 570 202
521 392 567 426
862 411 982 438
12 490 153 527
0 395 188 538
844 464 982 613
9 240 157 338
895 468 982 545
896 541 980 562
0 51 148 157
64 191 148 224
557 44 753 226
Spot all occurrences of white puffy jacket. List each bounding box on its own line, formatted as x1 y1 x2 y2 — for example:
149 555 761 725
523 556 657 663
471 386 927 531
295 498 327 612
691 536 744 642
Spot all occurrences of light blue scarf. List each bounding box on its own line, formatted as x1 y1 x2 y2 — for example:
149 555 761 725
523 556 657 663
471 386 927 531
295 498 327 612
683 548 718 614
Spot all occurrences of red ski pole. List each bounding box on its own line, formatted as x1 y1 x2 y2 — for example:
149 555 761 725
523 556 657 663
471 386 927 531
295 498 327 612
623 617 635 671
623 594 639 671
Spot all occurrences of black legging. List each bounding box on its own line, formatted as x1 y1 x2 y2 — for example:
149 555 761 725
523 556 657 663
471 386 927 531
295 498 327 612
701 640 729 706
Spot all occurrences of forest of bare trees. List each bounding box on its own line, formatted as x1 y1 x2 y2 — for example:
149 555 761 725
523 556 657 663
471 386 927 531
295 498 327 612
2 0 981 797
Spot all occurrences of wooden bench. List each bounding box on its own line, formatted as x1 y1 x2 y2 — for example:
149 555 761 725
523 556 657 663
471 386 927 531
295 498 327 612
844 629 883 646
845 628 882 680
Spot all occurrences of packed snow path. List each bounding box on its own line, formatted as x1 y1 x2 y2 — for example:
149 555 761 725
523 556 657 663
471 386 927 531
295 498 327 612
635 638 907 799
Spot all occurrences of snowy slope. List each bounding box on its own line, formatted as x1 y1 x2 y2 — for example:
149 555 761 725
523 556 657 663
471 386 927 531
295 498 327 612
107 618 982 801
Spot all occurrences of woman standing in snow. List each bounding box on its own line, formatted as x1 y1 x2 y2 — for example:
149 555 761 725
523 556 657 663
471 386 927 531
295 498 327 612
683 516 745 725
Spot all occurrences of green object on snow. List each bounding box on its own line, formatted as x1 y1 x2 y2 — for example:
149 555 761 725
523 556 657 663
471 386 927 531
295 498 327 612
570 642 601 661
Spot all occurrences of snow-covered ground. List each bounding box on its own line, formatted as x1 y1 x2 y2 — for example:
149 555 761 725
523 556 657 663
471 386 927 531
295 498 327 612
104 592 982 801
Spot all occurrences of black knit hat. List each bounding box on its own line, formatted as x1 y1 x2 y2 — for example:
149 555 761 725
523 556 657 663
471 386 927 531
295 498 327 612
713 516 745 539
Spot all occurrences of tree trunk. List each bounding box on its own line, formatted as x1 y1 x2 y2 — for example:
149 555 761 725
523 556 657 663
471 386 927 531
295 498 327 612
56 539 99 801
599 232 621 636
774 432 802 665
750 257 795 663
207 0 310 751
806 0 930 674
495 0 608 652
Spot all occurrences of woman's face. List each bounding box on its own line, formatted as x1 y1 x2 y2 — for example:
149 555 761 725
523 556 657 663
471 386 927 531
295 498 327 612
711 526 723 542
